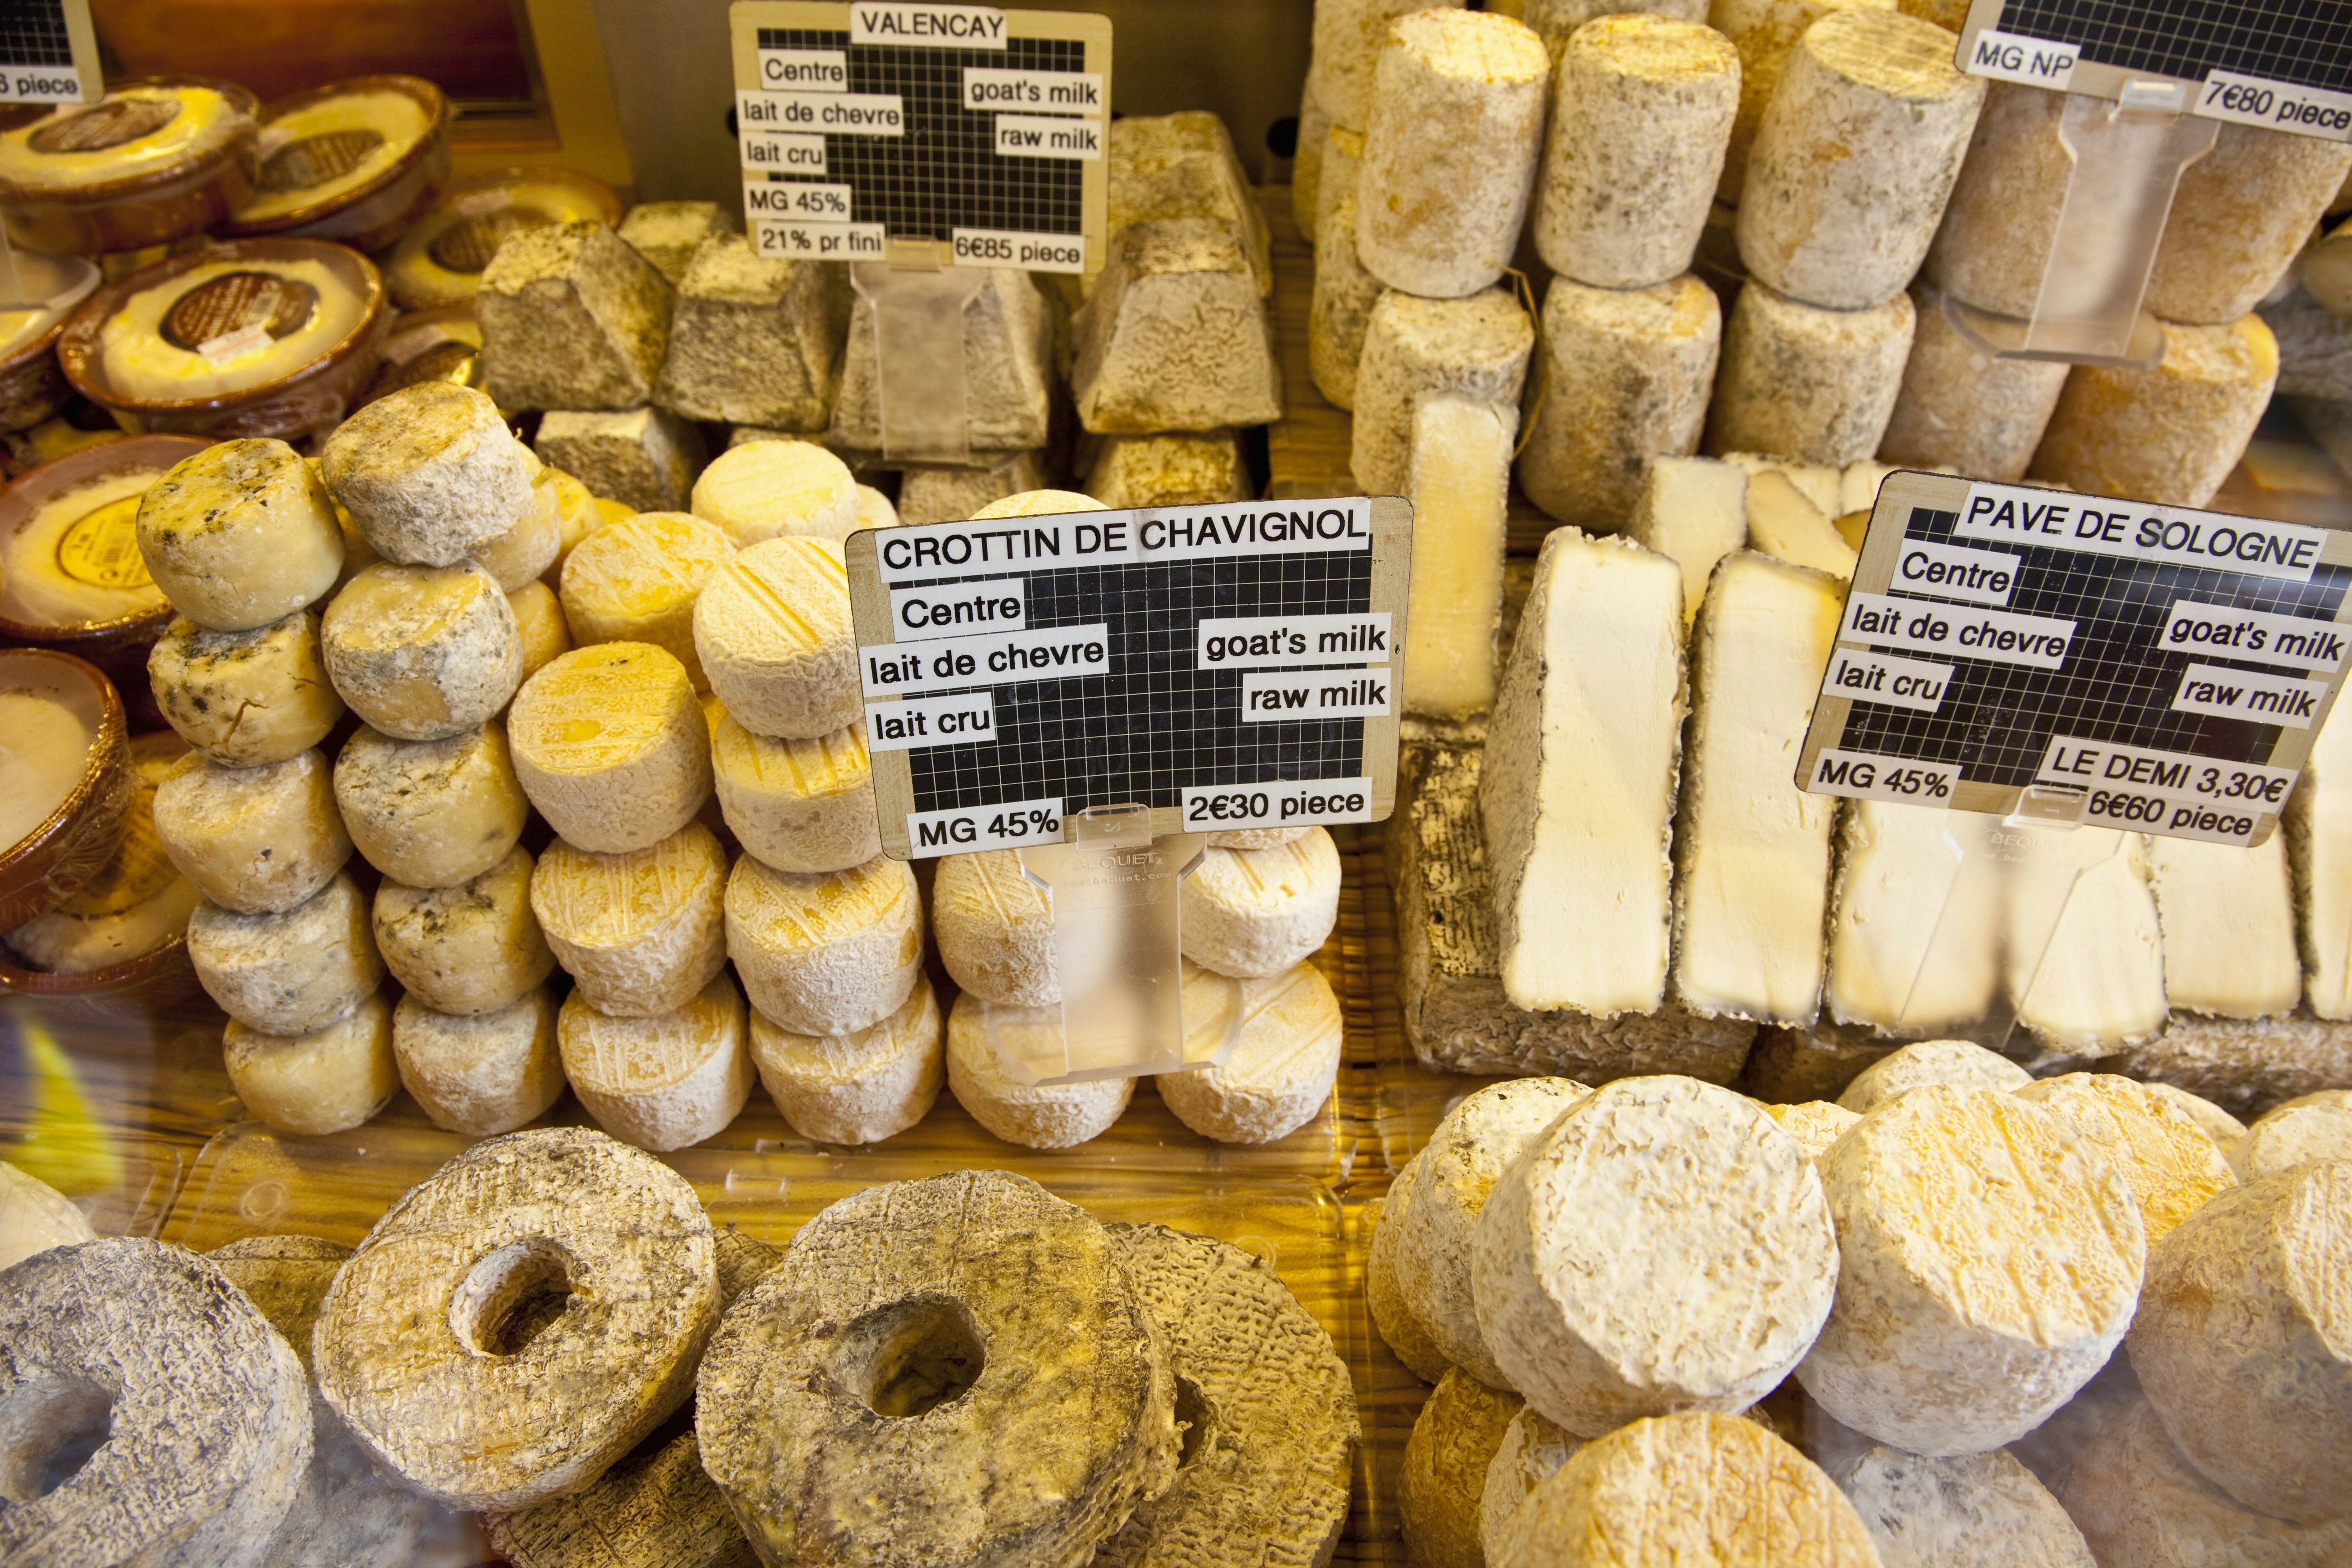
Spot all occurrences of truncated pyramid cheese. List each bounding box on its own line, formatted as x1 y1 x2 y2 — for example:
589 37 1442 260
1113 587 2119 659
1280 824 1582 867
531 822 728 1018
1736 10 1983 311
1108 111 1271 295
1159 961 1343 1144
654 234 845 430
1834 1445 2094 1568
506 578 571 682
534 407 702 514
1480 1407 1581 1563
1401 1368 1521 1568
374 845 556 1016
472 477 562 590
560 511 731 689
689 438 857 546
2015 1073 2235 1244
895 453 1051 526
2030 315 2279 508
1074 218 1282 434
1711 0 1900 203
1626 456 1749 631
691 536 858 740
1878 291 2067 482
1708 283 1915 467
2147 121 2352 324
1353 289 1534 494
1744 468 1858 579
2290 682 2352 1017
724 852 923 1036
0 1158 94 1272
148 608 344 767
135 438 345 635
225 986 399 1135
2231 1091 2352 1181
1367 1185 1452 1382
559 970 751 1151
322 383 536 567
753 971 941 1145
944 993 1136 1146
2007 828 2168 1050
322 562 523 741
1309 191 1383 409
1404 394 1511 718
479 221 674 412
933 847 1058 1006
617 199 738 283
1482 531 1686 1015
712 716 878 874
1309 0 1467 130
393 986 565 1137
1671 551 1842 1024
2146 831 2301 1018
1764 1099 1861 1158
1084 431 1250 509
191 868 383 1034
509 643 712 854
335 721 528 889
1534 16 1739 291
830 267 1051 455
155 746 351 914
1797 1085 2146 1454
1835 1037 2030 1112
1825 800 2001 1032
2063 1396 2352 1568
1180 827 1342 979
1473 1077 1838 1436
1519 274 1721 531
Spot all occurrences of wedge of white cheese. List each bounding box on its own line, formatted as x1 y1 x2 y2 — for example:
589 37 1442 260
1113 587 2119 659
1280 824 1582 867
2290 695 2352 1018
1626 456 1748 634
1743 468 1857 580
2147 832 2302 1018
2008 827 2168 1051
1825 800 2002 1033
1403 394 1512 719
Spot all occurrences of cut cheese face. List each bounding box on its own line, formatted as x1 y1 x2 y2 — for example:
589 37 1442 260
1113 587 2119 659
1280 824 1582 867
1626 456 1748 633
508 643 713 854
2008 828 2168 1050
1825 801 2001 1032
1744 468 1856 580
1403 394 1512 719
2147 832 2301 1018
2290 696 2352 1017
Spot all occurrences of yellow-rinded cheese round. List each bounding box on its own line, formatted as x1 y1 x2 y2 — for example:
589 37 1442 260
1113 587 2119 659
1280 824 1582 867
507 642 712 854
188 869 383 1035
471 473 562 590
1180 827 1343 978
689 439 858 545
560 511 733 690
224 988 399 1136
723 853 923 1036
147 609 344 767
931 848 1056 1005
334 721 527 888
690 536 858 740
321 562 523 741
393 986 565 1138
1158 960 1343 1143
541 468 602 582
135 438 344 631
751 972 942 1145
944 989 1135 1148
558 971 751 1152
321 382 536 568
153 747 351 914
505 578 572 683
711 716 878 874
530 821 729 1018
373 845 556 1016
2015 1073 2236 1245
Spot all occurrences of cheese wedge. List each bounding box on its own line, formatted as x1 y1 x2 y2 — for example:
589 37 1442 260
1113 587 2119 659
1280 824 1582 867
559 971 751 1152
154 747 351 914
560 512 732 690
752 973 943 1146
479 222 673 413
2290 696 2352 1017
509 643 713 854
189 870 383 1035
334 722 528 889
531 822 729 1018
392 986 565 1137
1825 800 2002 1032
1724 452 1841 514
1743 469 1857 579
1626 457 1748 632
373 846 557 1017
148 609 343 767
2146 832 2301 1018
723 853 923 1036
1403 394 1511 718
712 716 878 874
2009 828 2168 1050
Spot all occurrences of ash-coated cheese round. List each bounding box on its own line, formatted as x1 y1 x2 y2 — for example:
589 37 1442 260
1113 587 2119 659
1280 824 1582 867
148 609 344 767
933 848 1058 1006
1158 961 1341 1144
689 439 858 545
1352 288 1534 494
2028 314 2279 508
697 1170 1177 1568
1096 1222 1358 1568
0 1237 312 1568
559 970 751 1152
321 382 536 568
712 716 879 873
2145 120 2352 324
321 561 523 741
690 536 858 740
1835 1036 2029 1113
752 971 942 1145
206 1235 347 1378
154 746 352 914
1180 827 1342 979
505 578 572 682
224 987 399 1136
1490 1411 1878 1568
560 512 733 690
1367 1184 1452 1383
1357 10 1549 300
1401 1368 1520 1568
2062 1397 2352 1568
508 643 713 854
1533 16 1739 291
1764 1100 1861 1159
0 1159 93 1273
1481 1407 1582 1562
1707 282 1914 466
135 438 345 632
393 986 565 1137
373 845 556 1015
1921 82 2065 318
471 474 562 591
2014 1073 2236 1245
190 868 384 1034
946 990 1136 1148
335 720 528 888
530 821 729 1018
315 1127 721 1512
1835 1445 2094 1568
2231 1090 2352 1181
1472 1076 1838 1437
1797 1085 2146 1455
726 852 923 1036
1394 1076 1594 1388
2125 1159 2352 1522
1876 294 2068 484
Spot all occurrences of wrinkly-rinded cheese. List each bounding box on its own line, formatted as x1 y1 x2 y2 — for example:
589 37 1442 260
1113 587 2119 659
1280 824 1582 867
1367 1185 1453 1382
190 868 383 1035
2007 827 2168 1050
854 482 899 530
690 439 858 546
135 438 345 632
1764 1099 1861 1159
506 577 572 682
471 477 562 591
1836 1037 2029 1113
1482 530 1685 1015
1389 391 1507 703
2147 824 2302 1019
1073 219 1282 434
1708 283 1915 467
2016 1073 2235 1244
535 407 701 514
393 986 565 1137
1352 289 1535 494
752 972 942 1145
2230 1091 2352 1182
154 747 351 914
2138 1079 2249 1156
724 852 923 1036
1180 827 1342 979
1825 800 2002 1032
1671 551 1842 1023
2098 1014 2352 1125
0 1159 94 1273
531 822 729 1018
1833 1444 2094 1568
508 643 713 854
1626 457 1749 631
560 511 732 689
1480 1406 1581 1563
1743 470 1857 579
654 233 844 432
944 991 1135 1147
1798 1085 2145 1454
691 536 858 740
712 715 879 873
895 454 1050 527
479 222 674 413
322 383 536 567
373 845 556 1016
933 848 1058 1006
1878 293 2067 482
559 971 751 1152
335 721 527 888
322 561 523 740
224 986 399 1136
2029 316 2279 508
2062 1397 2352 1568
148 608 343 767
1400 1368 1521 1568
1158 960 1343 1144
2146 120 2352 325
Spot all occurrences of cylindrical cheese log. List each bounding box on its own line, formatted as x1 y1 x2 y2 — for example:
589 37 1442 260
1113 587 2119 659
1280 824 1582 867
2014 1073 2236 1245
2146 122 2352 324
1314 124 1364 252
154 748 351 914
1473 1077 1838 1437
560 512 733 691
509 643 713 854
135 439 345 632
1480 1407 1581 1562
1736 10 1983 310
1308 0 1466 131
1180 827 1344 979
1533 16 1738 291
932 848 1057 1005
321 382 536 568
505 578 572 682
2126 1161 2352 1522
189 870 384 1035
1352 289 1535 494
692 538 858 740
1367 1185 1453 1382
1712 0 1898 203
1309 191 1384 410
224 988 399 1136
559 972 752 1152
1356 10 1549 298
752 972 943 1145
1525 0 1710 59
1798 1085 2146 1455
1876 291 2068 481
322 562 523 741
471 477 562 591
690 440 858 545
1922 82 2066 318
712 716 879 874
373 846 557 1016
334 721 528 888
531 822 730 1018
1158 961 1344 1143
2028 315 2279 507
944 990 1134 1148
393 986 566 1137
1518 274 1720 529
724 853 924 1036
148 609 343 767
1400 1368 1521 1568
1835 1036 2029 1113
1707 282 1914 466
1293 78 1329 241
2062 1398 2352 1568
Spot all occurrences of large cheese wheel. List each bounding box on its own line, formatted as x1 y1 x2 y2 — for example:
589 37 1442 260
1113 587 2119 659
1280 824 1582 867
944 991 1135 1148
334 721 527 888
393 986 565 1137
148 609 343 767
1707 282 1914 466
530 822 729 1018
373 845 556 1016
752 971 942 1145
2015 1073 2236 1245
190 869 383 1034
712 716 879 873
1836 1037 2029 1112
509 643 712 854
1401 1368 1521 1568
154 747 351 914
723 853 923 1036
688 438 857 545
2029 315 2279 508
322 382 536 567
932 848 1057 1006
559 971 751 1152
691 537 858 740
2063 1398 2352 1568
136 438 344 631
560 512 732 690
1180 827 1342 978
321 562 523 741
1158 960 1343 1144
223 987 399 1136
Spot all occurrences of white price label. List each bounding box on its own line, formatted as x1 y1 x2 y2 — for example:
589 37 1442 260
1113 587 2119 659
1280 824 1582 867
949 227 1085 273
749 216 886 260
1962 27 2078 89
2173 663 2331 727
741 130 826 174
2197 70 2352 142
738 89 903 135
906 798 1062 854
994 113 1100 159
851 3 1007 47
744 181 855 221
866 691 997 751
2040 736 2294 844
1807 750 1960 805
0 68 86 105
963 67 1102 114
1823 648 1952 714
1181 777 1376 831
197 325 273 367
756 48 847 91
1240 670 1393 722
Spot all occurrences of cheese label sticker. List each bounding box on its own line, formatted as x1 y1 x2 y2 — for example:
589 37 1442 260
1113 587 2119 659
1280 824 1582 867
55 496 150 589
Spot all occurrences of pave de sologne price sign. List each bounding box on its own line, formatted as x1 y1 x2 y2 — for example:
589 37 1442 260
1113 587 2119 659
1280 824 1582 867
1795 472 2352 846
728 2 1109 273
844 498 1412 859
